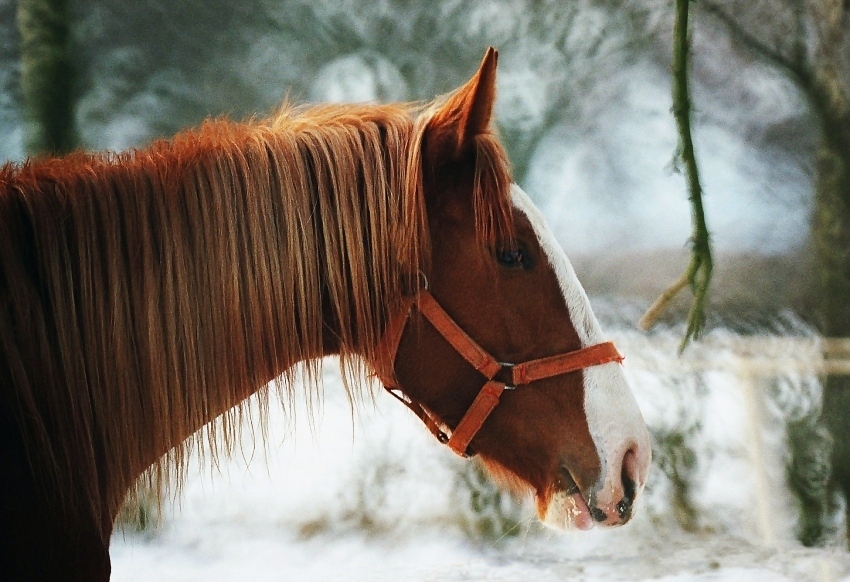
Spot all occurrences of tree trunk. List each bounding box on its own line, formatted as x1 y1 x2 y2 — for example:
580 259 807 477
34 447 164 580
17 0 78 155
810 75 850 546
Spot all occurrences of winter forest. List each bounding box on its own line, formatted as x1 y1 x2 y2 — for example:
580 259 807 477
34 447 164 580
4 0 850 580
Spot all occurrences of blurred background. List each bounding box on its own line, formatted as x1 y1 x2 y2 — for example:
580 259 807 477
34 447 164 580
4 0 850 579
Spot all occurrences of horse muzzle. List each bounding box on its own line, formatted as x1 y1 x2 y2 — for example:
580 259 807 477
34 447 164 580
542 428 651 531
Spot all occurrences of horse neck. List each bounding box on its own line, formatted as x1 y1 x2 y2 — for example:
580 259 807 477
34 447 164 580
113 114 416 509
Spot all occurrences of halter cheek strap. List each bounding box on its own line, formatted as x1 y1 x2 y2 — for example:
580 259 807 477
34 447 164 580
375 290 624 457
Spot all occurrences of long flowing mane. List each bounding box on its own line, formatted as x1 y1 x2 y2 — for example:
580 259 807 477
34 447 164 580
0 98 512 526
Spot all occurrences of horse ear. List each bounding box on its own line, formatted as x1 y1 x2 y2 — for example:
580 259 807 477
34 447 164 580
425 47 498 163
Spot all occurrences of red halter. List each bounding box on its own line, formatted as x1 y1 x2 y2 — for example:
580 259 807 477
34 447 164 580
375 290 624 457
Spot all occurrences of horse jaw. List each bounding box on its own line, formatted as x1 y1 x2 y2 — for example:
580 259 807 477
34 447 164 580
510 184 652 530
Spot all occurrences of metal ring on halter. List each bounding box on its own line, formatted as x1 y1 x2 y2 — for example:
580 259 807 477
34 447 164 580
498 362 517 390
418 270 430 291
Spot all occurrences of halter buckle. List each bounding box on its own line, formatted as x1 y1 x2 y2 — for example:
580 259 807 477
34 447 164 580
498 362 517 390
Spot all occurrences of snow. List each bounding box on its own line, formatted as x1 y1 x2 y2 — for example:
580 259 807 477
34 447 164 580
110 330 850 581
110 533 850 581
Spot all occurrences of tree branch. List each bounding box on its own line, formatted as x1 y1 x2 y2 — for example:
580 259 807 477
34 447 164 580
638 274 688 331
640 0 713 352
701 0 810 85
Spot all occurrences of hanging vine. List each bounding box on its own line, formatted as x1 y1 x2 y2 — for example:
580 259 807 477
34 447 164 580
639 0 713 351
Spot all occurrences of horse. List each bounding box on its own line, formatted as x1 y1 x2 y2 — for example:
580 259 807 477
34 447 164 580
0 48 651 580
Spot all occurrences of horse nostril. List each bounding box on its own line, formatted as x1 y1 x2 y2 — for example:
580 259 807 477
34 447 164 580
618 452 638 520
590 507 608 523
616 496 632 520
622 448 639 492
622 455 637 498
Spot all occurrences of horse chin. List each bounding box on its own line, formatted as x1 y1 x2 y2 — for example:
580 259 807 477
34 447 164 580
478 458 595 531
536 488 596 531
477 457 532 496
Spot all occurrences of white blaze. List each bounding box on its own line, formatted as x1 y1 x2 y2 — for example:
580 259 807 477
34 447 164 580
510 184 651 527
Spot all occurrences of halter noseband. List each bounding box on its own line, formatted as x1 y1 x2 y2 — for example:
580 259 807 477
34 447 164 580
375 290 624 458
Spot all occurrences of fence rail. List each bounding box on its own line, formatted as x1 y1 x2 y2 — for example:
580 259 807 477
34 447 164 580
619 336 850 376
616 335 850 545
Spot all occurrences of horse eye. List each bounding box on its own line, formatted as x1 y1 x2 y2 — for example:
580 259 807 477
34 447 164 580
495 246 529 270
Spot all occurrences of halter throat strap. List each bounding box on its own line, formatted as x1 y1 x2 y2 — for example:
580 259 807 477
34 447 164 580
376 290 623 457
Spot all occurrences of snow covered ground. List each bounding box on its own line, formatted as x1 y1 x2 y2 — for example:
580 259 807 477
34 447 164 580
110 325 850 581
111 524 850 581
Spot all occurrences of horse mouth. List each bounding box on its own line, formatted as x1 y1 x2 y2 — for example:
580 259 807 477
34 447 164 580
536 466 595 531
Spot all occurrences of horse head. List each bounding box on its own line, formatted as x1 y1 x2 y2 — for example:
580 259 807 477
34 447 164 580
376 48 652 530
